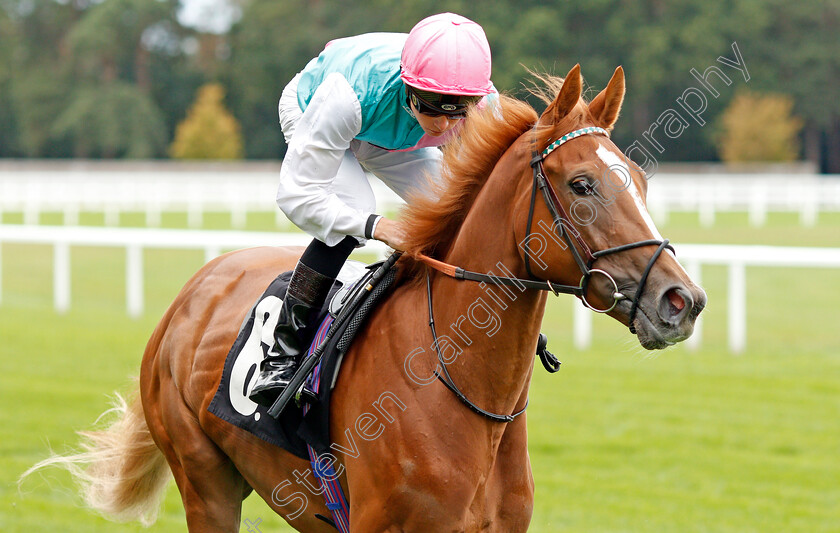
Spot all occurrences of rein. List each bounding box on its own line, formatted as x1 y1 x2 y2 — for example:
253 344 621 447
417 125 674 326
425 272 529 423
417 125 677 424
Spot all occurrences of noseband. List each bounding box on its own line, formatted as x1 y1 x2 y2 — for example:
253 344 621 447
416 125 675 423
525 126 674 331
417 125 674 333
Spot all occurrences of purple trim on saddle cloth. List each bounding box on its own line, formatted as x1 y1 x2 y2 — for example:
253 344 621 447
303 316 350 531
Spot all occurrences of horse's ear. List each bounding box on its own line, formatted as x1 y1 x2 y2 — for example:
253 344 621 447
588 66 625 130
544 64 582 124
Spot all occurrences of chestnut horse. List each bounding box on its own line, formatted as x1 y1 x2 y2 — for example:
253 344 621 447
29 65 705 531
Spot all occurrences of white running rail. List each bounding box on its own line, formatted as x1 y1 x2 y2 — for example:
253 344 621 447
1 165 839 228
2 225 840 353
0 225 386 318
0 164 406 228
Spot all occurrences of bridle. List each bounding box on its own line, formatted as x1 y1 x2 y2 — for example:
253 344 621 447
420 126 674 329
524 126 674 328
416 125 674 423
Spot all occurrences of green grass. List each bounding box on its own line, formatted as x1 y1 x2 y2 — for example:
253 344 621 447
1 213 839 532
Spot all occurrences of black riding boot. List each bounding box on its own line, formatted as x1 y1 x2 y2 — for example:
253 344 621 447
249 262 334 407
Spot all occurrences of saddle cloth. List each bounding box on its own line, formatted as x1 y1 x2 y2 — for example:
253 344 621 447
207 259 394 459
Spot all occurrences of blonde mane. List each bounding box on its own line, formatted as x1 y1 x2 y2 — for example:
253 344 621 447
401 94 538 259
400 75 594 269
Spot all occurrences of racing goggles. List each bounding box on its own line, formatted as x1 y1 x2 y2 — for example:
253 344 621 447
407 86 482 119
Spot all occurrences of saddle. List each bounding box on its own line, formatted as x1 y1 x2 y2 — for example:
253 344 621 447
208 250 559 531
207 254 398 460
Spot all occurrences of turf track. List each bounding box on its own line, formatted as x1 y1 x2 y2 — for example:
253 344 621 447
2 210 838 532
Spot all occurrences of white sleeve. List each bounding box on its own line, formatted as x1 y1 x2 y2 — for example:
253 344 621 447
276 73 367 245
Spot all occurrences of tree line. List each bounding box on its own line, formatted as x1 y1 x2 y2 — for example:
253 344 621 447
1 0 837 171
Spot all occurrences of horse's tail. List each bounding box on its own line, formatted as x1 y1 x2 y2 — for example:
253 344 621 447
19 383 170 526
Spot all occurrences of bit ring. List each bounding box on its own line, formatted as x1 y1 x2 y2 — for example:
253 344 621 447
579 269 621 313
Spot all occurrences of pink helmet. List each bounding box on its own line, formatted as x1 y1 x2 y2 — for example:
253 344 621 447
400 13 493 96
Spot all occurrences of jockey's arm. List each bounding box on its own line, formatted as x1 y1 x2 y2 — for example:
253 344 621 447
276 73 373 247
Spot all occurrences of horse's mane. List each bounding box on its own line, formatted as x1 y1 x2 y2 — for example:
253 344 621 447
399 75 591 280
400 94 538 259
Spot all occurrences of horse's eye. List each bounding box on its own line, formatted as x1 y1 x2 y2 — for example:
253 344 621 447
570 177 593 195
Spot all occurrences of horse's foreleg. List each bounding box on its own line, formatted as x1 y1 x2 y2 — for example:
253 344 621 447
483 415 534 532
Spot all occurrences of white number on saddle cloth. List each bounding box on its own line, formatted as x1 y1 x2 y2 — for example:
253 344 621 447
228 259 368 419
229 294 284 420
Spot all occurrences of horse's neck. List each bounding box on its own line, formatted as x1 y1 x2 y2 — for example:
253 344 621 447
432 170 547 417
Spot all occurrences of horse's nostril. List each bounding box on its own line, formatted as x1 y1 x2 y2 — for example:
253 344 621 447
667 288 686 313
659 287 691 323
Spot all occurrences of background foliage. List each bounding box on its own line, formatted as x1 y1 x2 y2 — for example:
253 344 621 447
0 0 838 170
169 82 243 159
717 90 803 163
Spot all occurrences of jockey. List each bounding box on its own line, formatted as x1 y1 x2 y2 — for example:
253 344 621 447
249 13 497 406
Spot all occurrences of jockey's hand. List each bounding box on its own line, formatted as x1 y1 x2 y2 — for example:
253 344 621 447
372 217 409 251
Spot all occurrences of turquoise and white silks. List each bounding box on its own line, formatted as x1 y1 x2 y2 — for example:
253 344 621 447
276 32 495 247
